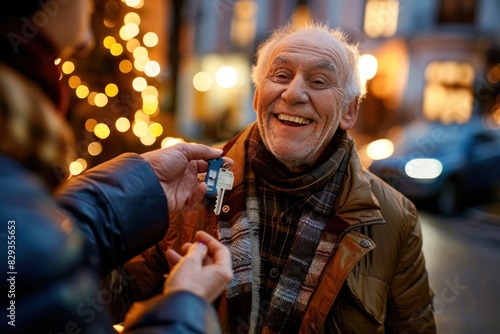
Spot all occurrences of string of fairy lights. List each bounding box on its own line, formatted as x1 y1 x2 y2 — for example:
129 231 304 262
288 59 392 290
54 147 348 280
58 0 184 177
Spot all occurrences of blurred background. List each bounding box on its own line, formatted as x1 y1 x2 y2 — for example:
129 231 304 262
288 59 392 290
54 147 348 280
62 1 500 333
62 0 500 176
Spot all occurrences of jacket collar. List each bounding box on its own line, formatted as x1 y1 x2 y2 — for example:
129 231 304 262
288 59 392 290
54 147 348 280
221 122 385 228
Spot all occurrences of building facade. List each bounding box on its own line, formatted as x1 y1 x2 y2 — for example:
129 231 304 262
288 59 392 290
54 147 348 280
174 0 500 145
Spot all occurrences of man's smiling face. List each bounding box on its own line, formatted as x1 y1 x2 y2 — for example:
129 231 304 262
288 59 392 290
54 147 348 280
253 29 357 172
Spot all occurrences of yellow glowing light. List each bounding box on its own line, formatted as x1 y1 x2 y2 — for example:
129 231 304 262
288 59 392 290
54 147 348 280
364 0 399 38
193 71 213 92
105 83 119 97
149 123 163 137
110 43 124 56
144 61 161 77
113 324 124 333
134 110 150 122
62 61 75 75
133 46 148 58
366 139 394 160
77 158 87 171
103 36 116 49
140 134 156 146
87 92 98 106
124 12 141 25
54 58 61 65
134 57 149 72
126 39 141 52
359 54 378 82
125 0 141 8
76 85 90 99
94 93 109 107
94 123 111 139
161 137 185 148
215 66 238 88
69 161 84 176
143 94 157 104
68 75 81 89
143 32 158 47
85 118 98 132
88 142 103 156
132 77 148 92
120 23 140 41
142 85 158 98
143 101 158 115
132 120 149 137
119 59 133 73
115 117 131 132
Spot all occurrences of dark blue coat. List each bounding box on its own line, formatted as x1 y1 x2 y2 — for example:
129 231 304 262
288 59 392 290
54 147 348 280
0 153 220 333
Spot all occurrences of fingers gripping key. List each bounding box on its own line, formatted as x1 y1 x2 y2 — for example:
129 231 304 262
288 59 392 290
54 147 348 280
205 158 234 215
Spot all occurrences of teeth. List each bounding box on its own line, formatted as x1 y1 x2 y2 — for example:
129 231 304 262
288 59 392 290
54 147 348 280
277 114 311 125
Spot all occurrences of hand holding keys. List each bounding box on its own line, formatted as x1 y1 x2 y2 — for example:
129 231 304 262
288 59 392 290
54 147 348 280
205 157 234 215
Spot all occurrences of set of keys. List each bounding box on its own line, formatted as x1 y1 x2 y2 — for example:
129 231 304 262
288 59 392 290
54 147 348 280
204 157 234 215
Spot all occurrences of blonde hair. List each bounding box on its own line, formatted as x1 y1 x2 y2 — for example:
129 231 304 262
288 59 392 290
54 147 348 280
251 22 366 104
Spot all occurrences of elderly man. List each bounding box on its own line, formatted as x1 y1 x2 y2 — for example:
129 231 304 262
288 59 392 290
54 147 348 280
118 22 436 333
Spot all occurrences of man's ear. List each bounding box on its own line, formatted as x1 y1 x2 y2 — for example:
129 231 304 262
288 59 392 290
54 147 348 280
253 89 259 112
340 99 359 130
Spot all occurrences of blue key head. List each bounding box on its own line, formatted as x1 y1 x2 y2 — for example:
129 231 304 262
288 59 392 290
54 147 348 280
205 157 224 197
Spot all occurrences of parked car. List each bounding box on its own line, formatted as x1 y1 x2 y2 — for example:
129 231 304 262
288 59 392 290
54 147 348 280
368 116 500 215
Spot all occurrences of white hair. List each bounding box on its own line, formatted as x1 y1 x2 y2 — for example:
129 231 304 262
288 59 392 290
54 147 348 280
250 22 366 104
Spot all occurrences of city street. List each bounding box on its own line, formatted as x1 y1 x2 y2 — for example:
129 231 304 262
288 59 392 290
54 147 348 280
419 209 500 333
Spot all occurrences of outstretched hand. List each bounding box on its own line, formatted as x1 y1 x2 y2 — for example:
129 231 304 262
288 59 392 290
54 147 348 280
164 231 233 302
142 143 233 213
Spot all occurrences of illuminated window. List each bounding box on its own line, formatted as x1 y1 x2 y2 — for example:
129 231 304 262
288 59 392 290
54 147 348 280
230 0 258 47
423 61 475 123
364 0 399 38
438 0 476 25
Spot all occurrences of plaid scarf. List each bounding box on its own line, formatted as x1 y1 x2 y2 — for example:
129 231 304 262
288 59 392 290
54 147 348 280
220 127 350 333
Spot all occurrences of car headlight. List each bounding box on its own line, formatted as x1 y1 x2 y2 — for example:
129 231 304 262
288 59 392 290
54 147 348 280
405 158 443 180
366 139 394 160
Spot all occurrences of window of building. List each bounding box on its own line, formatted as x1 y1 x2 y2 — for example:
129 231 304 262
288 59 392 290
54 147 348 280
423 61 475 123
438 0 476 24
363 0 399 38
230 0 258 47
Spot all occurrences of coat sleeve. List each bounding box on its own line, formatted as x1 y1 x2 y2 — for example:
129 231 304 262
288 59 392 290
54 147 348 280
122 292 222 334
385 209 436 333
54 153 169 274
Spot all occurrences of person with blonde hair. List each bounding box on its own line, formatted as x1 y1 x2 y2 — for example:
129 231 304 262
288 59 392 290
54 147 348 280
0 1 233 333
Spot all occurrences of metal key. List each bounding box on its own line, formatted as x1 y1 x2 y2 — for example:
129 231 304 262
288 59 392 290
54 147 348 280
214 168 234 215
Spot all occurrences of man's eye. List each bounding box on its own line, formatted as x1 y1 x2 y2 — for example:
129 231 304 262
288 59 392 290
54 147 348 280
311 78 330 88
271 73 289 82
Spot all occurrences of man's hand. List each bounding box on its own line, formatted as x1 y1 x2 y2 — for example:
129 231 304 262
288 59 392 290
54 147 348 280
141 143 233 213
164 231 233 302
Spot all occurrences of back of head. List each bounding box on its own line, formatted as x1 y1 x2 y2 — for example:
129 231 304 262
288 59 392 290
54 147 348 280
0 1 49 19
0 0 74 189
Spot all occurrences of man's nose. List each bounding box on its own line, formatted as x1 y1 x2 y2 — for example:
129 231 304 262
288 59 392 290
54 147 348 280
281 76 309 104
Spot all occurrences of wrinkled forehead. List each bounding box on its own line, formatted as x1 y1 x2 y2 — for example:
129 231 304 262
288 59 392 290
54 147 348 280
268 30 350 74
